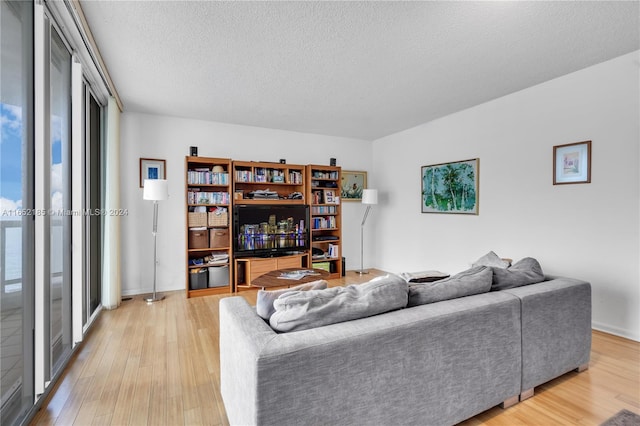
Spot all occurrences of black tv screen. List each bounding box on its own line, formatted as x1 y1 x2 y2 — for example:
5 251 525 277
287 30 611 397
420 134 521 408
233 204 309 257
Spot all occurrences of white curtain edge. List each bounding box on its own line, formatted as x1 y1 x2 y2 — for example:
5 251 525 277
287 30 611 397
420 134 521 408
102 96 121 309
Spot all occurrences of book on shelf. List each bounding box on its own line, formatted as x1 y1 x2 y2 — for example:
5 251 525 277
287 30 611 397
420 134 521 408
328 243 339 259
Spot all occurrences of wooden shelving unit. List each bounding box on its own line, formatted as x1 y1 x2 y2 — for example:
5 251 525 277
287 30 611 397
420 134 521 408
306 165 342 279
185 156 233 298
232 161 306 204
184 159 343 293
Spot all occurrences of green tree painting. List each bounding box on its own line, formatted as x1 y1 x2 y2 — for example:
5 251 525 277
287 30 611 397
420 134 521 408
421 159 478 214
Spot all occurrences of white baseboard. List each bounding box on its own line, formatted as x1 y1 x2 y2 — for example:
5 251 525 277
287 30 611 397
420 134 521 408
121 285 183 297
592 321 640 342
121 288 146 297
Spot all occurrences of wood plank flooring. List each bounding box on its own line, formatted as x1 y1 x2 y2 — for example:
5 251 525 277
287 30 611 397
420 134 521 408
30 271 639 425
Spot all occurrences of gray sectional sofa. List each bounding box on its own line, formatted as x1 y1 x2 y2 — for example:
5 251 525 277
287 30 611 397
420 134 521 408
219 275 591 426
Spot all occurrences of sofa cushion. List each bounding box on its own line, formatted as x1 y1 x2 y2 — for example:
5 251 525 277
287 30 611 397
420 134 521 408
472 251 511 269
269 274 407 332
256 280 328 321
491 257 545 291
407 266 492 307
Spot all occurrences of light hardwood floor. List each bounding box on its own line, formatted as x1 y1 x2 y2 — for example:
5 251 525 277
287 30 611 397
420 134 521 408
31 270 639 425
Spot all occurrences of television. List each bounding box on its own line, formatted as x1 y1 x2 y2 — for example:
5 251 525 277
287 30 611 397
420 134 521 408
233 204 309 257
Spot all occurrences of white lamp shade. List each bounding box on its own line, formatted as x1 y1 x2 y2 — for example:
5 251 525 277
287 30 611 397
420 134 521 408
143 179 168 201
361 189 378 205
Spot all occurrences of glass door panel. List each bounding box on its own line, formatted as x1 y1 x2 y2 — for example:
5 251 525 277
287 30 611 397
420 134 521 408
49 27 71 374
0 1 34 424
88 92 102 318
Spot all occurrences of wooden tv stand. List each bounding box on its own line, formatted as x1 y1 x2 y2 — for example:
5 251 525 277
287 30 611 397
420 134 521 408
234 253 309 291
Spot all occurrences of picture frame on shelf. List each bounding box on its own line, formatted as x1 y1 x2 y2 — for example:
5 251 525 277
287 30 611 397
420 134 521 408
325 190 335 204
421 158 479 214
553 141 591 185
313 190 324 204
140 158 166 187
341 170 367 201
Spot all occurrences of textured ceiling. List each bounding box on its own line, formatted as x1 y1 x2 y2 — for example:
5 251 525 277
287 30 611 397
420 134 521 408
80 1 639 141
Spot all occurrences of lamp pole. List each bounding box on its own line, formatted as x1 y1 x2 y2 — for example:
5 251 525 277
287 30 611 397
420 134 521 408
358 189 377 275
145 200 164 302
358 204 372 275
143 179 168 302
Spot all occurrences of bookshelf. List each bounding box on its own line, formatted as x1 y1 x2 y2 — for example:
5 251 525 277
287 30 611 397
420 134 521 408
232 161 306 204
306 165 342 278
185 156 233 297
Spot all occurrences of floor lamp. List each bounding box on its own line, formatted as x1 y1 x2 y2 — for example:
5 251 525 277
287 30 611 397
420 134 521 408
358 189 378 275
143 179 168 302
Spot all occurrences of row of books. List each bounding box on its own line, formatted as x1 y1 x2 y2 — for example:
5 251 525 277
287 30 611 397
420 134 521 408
289 171 303 184
312 206 338 215
311 171 339 180
187 170 229 185
312 216 337 229
234 170 304 184
254 168 284 183
234 170 254 182
187 191 230 205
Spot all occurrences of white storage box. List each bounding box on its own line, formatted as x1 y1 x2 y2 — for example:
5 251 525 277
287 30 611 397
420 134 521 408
208 265 229 288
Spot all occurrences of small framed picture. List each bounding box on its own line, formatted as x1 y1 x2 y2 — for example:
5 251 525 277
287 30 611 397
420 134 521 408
140 158 166 187
341 171 367 201
553 141 591 185
325 190 335 204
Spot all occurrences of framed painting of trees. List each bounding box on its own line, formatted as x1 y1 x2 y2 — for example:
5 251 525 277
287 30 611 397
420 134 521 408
421 159 479 214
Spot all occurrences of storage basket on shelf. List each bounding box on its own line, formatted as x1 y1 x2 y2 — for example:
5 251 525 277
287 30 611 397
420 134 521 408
208 265 230 288
189 268 208 290
188 212 207 228
188 229 209 249
208 210 228 227
210 229 229 249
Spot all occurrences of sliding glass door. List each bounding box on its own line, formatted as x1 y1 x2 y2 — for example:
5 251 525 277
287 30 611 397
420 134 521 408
48 27 72 374
1 2 107 423
0 1 34 424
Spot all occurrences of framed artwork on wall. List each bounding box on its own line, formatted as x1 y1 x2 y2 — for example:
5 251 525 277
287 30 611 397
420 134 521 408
341 171 367 201
140 158 166 187
421 158 479 214
553 141 591 185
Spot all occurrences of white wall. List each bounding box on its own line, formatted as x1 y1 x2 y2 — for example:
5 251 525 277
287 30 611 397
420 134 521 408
119 51 639 341
372 51 640 341
119 114 372 296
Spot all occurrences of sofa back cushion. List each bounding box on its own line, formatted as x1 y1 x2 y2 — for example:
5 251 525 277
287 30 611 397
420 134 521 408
269 274 407 332
472 251 511 269
408 266 492 307
256 280 328 321
491 257 545 291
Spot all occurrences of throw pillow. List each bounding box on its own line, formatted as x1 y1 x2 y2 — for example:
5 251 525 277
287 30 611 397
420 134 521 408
269 274 408 332
472 251 511 269
407 265 492 307
256 280 328 321
491 257 545 291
